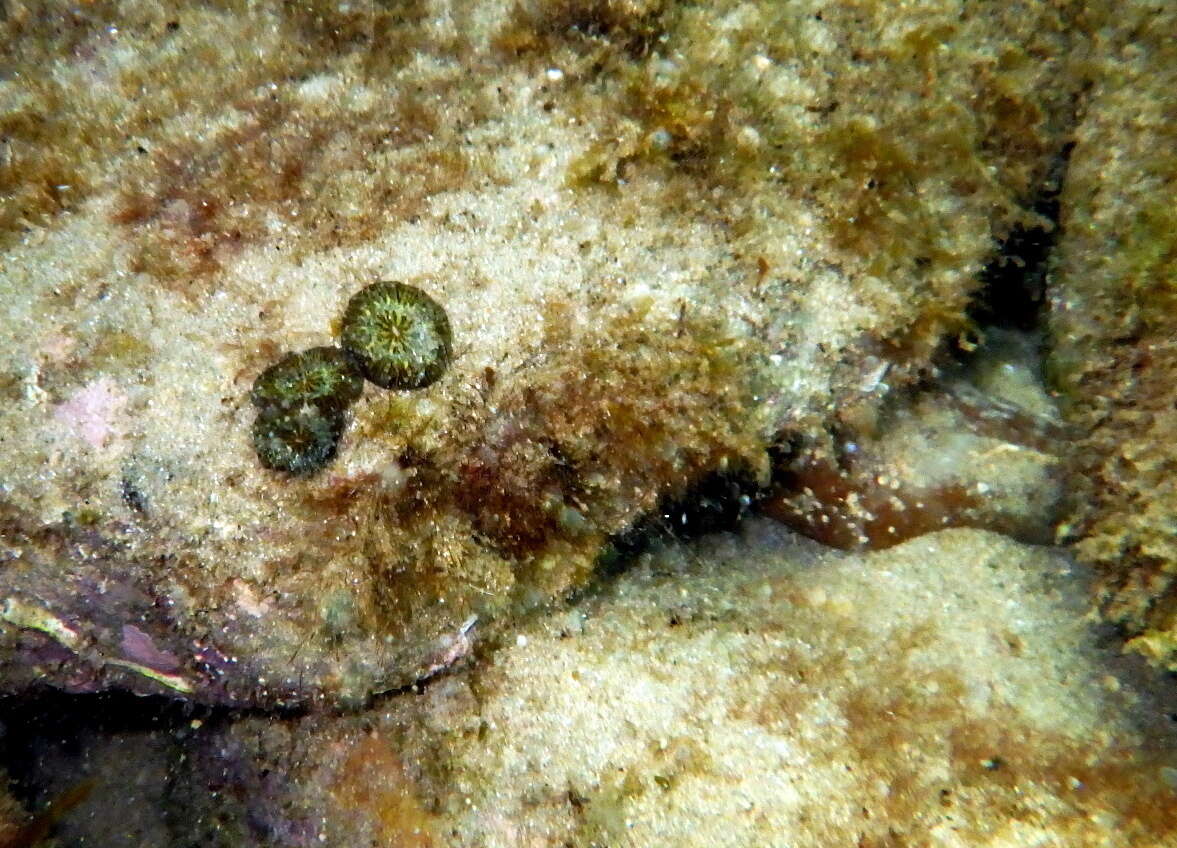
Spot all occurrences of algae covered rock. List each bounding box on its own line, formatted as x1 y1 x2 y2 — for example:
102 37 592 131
762 327 1068 550
0 0 1102 705
1045 4 1177 669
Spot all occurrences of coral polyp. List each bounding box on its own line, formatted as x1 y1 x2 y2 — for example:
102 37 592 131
246 284 450 476
252 403 346 476
250 346 364 413
249 347 364 475
340 281 453 390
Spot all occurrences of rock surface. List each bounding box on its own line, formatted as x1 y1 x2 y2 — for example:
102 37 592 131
762 327 1067 550
1045 2 1177 671
0 0 1100 705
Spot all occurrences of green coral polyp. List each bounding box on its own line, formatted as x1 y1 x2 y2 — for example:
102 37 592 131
247 284 452 475
252 403 346 476
249 346 363 476
251 346 364 413
340 281 453 390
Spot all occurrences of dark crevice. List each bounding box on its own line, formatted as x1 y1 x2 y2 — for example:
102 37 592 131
967 143 1073 333
0 688 302 810
593 467 764 579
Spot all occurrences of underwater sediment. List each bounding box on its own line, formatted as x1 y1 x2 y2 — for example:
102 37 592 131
3 0 1177 844
14 525 1177 846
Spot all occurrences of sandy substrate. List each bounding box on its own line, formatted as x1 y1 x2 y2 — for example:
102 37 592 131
20 522 1176 846
3 2 1175 845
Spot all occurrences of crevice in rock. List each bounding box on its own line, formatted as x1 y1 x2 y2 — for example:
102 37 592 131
759 157 1078 553
0 688 303 822
593 467 764 579
966 142 1073 333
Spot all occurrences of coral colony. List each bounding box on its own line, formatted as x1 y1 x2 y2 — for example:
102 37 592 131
251 282 453 475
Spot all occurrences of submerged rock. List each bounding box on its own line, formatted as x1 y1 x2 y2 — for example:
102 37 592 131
0 0 1104 705
762 328 1067 550
1045 4 1177 670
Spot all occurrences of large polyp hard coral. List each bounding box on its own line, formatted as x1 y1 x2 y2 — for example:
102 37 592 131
252 403 347 476
247 281 454 477
250 346 364 414
340 281 453 390
249 347 364 476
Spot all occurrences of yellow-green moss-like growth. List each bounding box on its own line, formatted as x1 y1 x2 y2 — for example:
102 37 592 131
1043 3 1177 671
340 281 453 390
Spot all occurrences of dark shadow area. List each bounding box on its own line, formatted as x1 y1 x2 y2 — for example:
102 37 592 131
594 467 764 579
966 143 1073 333
0 689 213 805
0 688 310 847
